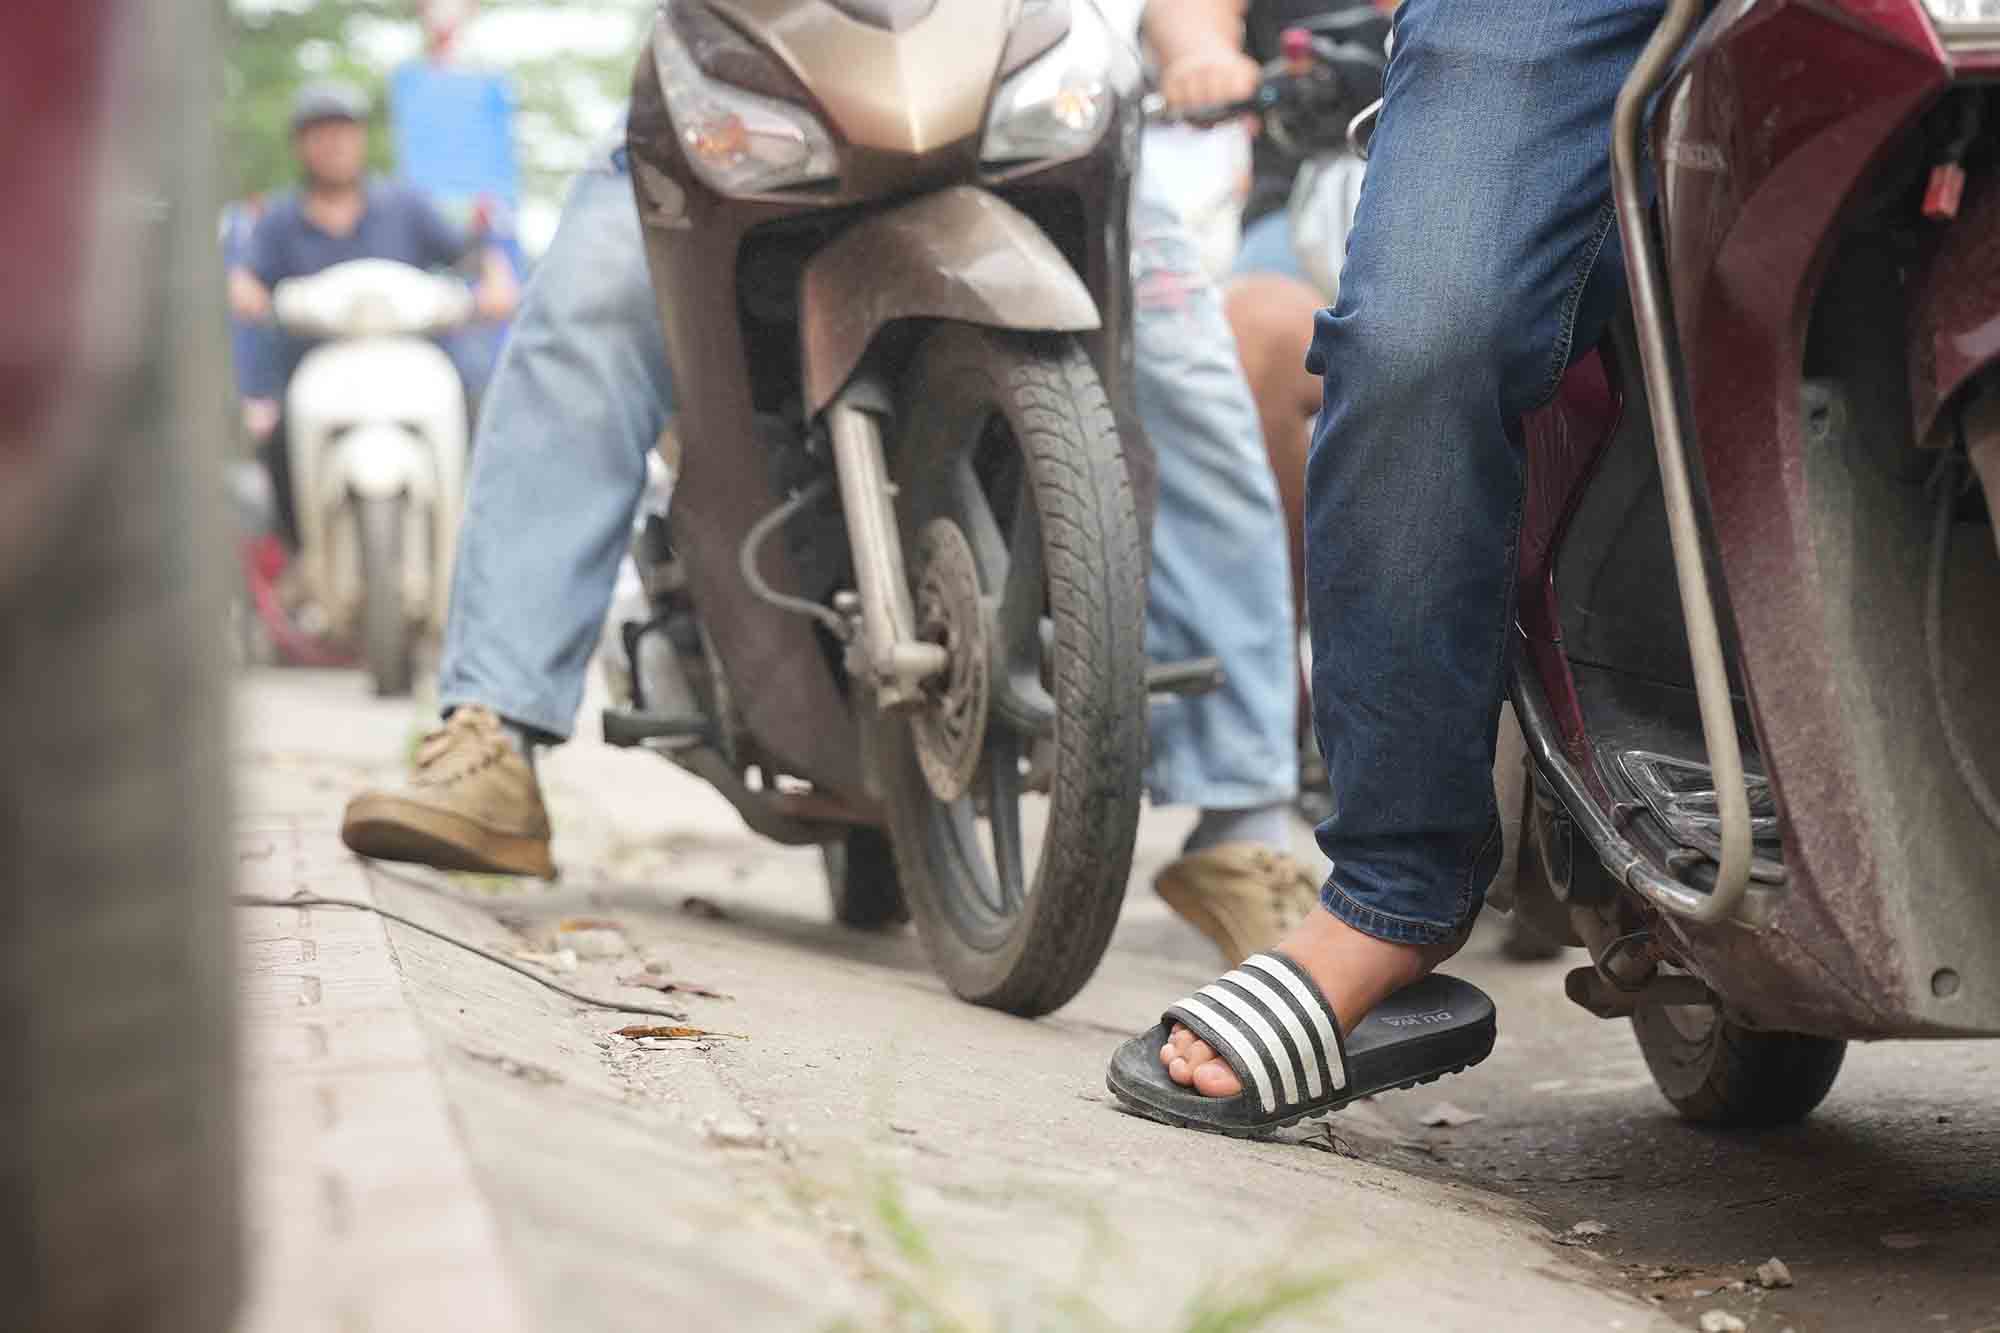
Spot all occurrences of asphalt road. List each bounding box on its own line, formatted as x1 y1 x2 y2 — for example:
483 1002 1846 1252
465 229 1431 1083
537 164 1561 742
235 668 2000 1333
1404 932 2000 1333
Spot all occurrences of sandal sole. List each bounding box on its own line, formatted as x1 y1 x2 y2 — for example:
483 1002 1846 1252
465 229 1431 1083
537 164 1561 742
1106 1048 1492 1139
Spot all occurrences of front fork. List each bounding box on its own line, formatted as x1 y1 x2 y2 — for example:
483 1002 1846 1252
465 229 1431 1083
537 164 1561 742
825 381 949 711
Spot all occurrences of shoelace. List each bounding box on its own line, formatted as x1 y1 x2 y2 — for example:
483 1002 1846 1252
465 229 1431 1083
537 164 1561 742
411 711 515 787
1255 849 1318 933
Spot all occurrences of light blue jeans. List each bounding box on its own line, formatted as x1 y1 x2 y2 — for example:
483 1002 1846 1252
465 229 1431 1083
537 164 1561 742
440 151 1296 812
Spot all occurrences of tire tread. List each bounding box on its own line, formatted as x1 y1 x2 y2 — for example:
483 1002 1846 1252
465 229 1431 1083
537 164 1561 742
884 328 1147 1016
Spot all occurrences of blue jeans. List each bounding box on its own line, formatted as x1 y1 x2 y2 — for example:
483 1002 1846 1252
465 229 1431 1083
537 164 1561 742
440 156 1296 812
1303 0 1661 944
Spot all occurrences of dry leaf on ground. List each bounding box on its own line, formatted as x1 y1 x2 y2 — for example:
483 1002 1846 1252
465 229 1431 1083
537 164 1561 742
619 973 733 1000
615 1024 743 1041
1296 1122 1359 1157
553 919 629 958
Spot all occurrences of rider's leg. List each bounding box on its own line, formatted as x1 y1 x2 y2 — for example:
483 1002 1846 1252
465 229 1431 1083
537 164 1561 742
436 155 671 743
1221 268 1321 749
342 151 668 876
1130 185 1312 962
1162 0 1665 1094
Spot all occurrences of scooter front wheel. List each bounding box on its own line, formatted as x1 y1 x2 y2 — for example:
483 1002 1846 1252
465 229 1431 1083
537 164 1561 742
879 327 1148 1017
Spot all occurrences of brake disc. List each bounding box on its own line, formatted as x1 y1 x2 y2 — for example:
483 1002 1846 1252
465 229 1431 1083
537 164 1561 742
910 517 990 804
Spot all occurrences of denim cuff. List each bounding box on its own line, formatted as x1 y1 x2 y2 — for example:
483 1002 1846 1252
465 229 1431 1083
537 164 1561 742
1145 774 1298 810
1318 875 1474 947
438 688 574 745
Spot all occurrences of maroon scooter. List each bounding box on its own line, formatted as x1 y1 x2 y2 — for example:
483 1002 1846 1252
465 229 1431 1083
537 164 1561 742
1508 0 2000 1123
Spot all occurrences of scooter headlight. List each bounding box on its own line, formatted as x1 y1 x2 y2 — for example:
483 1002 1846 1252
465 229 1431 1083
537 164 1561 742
652 6 837 196
982 0 1122 165
1921 0 2000 46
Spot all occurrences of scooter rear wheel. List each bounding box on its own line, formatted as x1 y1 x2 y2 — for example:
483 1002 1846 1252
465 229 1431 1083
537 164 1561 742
879 327 1147 1017
1632 998 1846 1126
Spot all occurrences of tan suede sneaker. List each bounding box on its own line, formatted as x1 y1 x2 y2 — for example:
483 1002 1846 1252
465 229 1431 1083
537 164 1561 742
1153 843 1320 967
340 706 556 879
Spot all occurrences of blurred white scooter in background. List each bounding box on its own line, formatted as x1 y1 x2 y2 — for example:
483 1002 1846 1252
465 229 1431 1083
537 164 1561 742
274 257 470 695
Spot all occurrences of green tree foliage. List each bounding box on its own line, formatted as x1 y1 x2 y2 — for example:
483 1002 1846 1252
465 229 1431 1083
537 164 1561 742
223 1 400 202
224 1 647 216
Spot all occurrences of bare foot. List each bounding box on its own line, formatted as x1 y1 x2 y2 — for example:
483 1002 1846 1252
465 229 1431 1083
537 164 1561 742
1158 907 1462 1098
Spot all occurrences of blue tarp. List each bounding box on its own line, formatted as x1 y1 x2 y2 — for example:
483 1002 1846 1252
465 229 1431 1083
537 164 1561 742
388 62 520 216
389 61 525 399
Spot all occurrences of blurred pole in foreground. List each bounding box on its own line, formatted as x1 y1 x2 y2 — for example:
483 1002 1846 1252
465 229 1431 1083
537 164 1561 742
0 0 242 1330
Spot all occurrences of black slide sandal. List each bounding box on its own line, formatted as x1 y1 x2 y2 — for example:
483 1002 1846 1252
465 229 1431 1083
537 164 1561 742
1105 953 1496 1137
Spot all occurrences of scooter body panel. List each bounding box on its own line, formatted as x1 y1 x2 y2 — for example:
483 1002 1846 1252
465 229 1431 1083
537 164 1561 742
1523 0 2000 1038
285 334 466 635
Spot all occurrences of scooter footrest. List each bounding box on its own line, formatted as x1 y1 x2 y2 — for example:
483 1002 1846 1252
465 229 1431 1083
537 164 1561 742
601 707 712 749
1146 657 1225 697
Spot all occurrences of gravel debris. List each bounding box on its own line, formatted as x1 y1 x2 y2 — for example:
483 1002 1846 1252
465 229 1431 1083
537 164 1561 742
1417 1101 1485 1128
699 1115 766 1149
1757 1257 1794 1289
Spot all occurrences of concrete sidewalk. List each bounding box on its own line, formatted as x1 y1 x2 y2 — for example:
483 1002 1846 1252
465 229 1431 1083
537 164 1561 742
233 670 1670 1332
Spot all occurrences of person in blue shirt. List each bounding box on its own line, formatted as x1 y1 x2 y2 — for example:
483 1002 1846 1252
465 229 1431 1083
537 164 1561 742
219 196 281 403
229 81 518 542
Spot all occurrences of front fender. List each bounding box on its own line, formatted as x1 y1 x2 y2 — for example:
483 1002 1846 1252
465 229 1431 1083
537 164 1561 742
1910 173 2000 445
331 425 432 501
799 186 1100 415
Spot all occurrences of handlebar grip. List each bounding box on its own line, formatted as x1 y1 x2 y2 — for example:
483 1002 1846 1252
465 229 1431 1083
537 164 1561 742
1141 90 1262 129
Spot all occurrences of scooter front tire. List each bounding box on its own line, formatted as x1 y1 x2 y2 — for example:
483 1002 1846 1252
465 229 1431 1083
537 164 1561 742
880 327 1148 1018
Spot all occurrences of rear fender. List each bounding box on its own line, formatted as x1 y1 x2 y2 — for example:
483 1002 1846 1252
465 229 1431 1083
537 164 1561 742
1910 172 2000 446
799 186 1099 416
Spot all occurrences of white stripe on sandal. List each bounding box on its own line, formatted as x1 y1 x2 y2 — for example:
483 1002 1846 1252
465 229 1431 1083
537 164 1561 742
1169 997 1278 1114
1217 968 1323 1100
1243 953 1346 1092
1196 982 1300 1108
